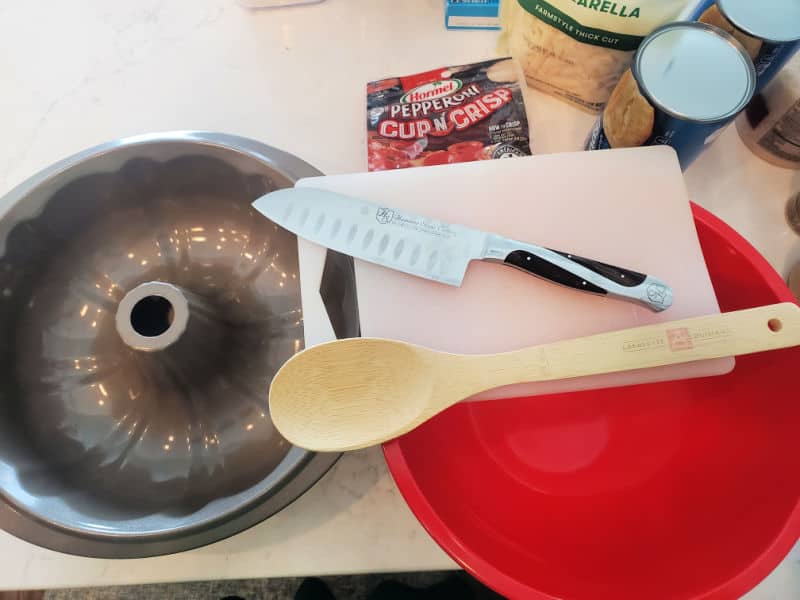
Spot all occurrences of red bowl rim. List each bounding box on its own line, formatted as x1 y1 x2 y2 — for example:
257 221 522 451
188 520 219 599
383 202 800 600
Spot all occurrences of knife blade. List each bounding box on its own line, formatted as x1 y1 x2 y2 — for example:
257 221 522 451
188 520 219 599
253 188 673 312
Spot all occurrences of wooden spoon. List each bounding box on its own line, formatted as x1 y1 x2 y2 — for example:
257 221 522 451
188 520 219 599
269 303 800 452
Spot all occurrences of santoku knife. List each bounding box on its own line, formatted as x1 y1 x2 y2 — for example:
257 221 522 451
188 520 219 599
253 188 673 312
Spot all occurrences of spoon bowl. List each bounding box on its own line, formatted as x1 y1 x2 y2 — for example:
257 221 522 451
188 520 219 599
269 339 450 452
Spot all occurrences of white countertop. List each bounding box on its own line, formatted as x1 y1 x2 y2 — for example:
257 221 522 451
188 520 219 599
0 0 798 595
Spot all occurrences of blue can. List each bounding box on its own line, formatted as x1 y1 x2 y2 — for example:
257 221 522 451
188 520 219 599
586 22 756 170
689 0 800 92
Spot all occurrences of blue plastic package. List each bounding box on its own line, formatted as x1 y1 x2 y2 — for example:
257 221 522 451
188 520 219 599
445 0 500 31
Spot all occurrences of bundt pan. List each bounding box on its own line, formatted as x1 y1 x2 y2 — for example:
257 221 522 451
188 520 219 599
0 132 348 557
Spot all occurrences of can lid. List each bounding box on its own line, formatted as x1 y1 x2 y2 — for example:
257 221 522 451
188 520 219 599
634 22 756 124
718 0 800 43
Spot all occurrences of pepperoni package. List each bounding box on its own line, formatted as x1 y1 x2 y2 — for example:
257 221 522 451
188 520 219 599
366 58 532 171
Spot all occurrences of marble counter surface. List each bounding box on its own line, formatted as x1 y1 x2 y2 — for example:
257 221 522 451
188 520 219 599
0 0 797 595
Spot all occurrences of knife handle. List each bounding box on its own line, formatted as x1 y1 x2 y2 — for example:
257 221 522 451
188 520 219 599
482 236 673 312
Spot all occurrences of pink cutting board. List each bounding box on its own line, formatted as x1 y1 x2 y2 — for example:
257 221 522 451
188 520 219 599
296 147 733 401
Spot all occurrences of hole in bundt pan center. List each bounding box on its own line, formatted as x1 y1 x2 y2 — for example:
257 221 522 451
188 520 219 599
130 295 174 337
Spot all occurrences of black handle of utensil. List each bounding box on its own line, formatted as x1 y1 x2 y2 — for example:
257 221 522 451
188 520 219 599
496 242 672 312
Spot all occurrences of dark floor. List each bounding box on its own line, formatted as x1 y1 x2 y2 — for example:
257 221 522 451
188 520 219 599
4 571 504 600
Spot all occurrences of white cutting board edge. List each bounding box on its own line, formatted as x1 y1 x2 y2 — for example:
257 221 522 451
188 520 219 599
294 148 735 401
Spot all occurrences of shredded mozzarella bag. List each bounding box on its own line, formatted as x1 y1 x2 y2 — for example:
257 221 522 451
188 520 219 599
500 0 688 113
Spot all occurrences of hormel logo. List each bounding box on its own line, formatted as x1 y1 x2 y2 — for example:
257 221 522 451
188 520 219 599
400 79 463 104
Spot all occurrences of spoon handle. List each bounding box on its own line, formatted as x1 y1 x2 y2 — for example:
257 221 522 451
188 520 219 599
472 303 800 391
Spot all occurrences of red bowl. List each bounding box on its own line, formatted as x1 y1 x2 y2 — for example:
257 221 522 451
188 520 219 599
383 204 800 600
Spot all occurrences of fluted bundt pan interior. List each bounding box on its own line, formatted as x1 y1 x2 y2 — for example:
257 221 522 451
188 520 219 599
0 132 345 557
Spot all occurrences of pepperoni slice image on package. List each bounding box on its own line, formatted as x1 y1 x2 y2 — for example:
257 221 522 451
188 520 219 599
366 58 533 171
